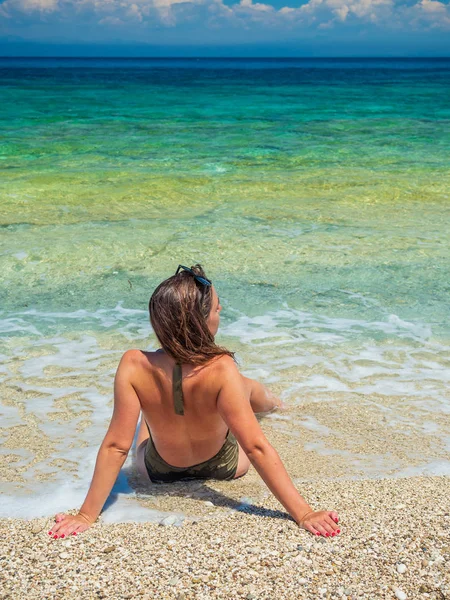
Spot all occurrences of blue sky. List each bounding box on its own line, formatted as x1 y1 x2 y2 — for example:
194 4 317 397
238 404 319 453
0 0 449 55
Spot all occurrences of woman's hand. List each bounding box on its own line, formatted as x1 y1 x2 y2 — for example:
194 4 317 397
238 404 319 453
297 510 341 537
48 513 93 539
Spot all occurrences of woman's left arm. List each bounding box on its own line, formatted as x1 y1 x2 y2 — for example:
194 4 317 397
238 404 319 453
50 351 141 538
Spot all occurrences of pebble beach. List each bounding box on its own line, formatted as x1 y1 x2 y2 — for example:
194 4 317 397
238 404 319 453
2 475 450 599
2 405 450 599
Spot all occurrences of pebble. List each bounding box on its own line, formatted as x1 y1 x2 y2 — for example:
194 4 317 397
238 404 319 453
59 552 70 559
239 497 252 506
203 501 214 507
246 595 256 600
298 578 307 585
103 546 116 554
394 589 407 600
159 515 178 526
168 577 179 586
31 524 45 534
397 563 407 574
38 554 46 562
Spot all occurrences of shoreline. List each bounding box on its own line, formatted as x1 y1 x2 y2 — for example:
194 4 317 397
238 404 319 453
3 393 450 520
2 475 450 599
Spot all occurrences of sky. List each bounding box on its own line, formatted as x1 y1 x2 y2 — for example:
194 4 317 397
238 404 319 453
0 0 449 55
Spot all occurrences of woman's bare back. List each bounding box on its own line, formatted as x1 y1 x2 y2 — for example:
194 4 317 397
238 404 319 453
131 349 234 467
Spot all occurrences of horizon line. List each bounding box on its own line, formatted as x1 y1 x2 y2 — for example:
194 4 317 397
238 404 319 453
1 55 450 59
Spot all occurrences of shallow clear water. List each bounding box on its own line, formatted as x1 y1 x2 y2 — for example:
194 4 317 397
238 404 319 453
1 58 449 521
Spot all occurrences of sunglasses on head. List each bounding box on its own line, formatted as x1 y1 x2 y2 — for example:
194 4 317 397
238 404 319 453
175 265 212 287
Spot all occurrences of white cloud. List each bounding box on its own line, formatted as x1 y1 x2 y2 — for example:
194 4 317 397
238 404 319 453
275 0 449 30
293 0 394 24
1 0 449 32
98 14 123 22
334 4 349 19
126 3 143 20
0 0 58 14
407 0 450 27
239 0 274 11
419 0 446 11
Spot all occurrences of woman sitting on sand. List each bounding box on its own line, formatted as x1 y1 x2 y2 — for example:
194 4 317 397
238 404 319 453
50 265 340 538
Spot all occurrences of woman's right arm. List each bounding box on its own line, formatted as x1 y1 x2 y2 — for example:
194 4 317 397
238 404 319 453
49 351 142 538
216 357 340 537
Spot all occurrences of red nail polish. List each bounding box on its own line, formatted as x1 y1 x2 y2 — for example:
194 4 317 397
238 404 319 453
61 534 65 538
48 531 53 535
53 535 58 539
326 533 330 537
337 529 340 533
316 532 321 536
331 533 336 537
72 532 77 536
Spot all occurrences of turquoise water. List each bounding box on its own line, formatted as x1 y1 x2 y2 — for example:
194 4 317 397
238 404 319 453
1 58 450 519
1 59 449 325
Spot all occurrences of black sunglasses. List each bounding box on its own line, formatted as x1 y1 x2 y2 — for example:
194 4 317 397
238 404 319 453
175 265 212 287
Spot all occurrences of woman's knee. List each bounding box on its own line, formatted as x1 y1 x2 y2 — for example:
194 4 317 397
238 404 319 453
240 375 254 400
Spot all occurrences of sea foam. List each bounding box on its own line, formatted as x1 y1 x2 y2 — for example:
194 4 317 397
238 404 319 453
1 303 449 520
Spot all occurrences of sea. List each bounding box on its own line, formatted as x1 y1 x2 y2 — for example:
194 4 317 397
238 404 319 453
0 57 449 522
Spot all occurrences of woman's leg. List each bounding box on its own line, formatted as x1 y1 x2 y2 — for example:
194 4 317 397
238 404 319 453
135 416 152 482
234 443 251 478
241 375 283 414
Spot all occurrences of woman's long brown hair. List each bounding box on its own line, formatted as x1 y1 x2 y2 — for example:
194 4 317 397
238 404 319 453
149 264 234 365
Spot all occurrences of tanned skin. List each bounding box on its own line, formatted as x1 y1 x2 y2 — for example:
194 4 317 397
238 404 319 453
50 287 340 539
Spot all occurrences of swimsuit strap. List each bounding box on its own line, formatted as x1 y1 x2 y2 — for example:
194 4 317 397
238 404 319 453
173 363 185 416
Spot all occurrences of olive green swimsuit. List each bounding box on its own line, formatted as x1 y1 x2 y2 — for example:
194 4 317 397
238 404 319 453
144 363 239 483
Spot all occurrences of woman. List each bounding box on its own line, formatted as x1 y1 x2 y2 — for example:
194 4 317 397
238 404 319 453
50 265 340 538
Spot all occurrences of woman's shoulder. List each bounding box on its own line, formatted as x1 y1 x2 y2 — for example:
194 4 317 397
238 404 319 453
117 351 239 381
116 350 165 391
118 349 160 372
205 354 240 380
